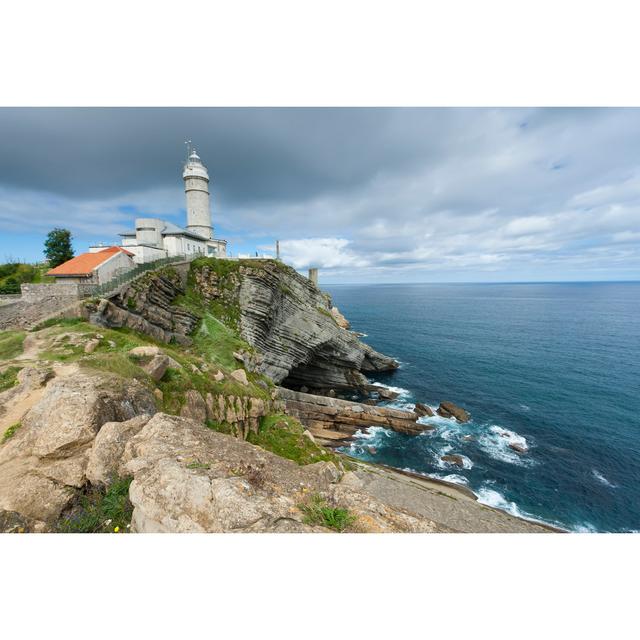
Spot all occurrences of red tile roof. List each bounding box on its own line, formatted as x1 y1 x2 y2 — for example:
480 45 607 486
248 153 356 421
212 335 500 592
47 246 134 277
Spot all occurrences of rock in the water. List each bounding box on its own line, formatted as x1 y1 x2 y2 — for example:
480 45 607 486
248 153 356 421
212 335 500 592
230 369 248 386
441 454 466 468
509 442 528 454
437 401 470 423
377 387 399 400
414 402 435 417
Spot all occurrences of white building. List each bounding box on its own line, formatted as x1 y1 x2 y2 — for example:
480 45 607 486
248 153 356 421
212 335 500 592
94 146 227 264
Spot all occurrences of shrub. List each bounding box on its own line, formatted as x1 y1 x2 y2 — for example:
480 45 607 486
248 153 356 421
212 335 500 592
0 366 22 392
298 494 355 532
57 476 133 533
2 421 22 443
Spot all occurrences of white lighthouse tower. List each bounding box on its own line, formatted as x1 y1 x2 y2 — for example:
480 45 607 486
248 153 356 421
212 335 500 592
183 143 214 240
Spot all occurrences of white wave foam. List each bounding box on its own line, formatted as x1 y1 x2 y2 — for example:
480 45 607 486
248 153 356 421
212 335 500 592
519 404 531 411
371 382 412 399
573 522 598 533
592 469 618 488
401 468 469 487
477 425 534 466
476 486 530 520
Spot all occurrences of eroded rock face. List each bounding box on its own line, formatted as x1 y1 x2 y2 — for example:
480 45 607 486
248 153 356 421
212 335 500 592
0 372 156 523
87 271 198 345
414 402 435 418
191 260 398 392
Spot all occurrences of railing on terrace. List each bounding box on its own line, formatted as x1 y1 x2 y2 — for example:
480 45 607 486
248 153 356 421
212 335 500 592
80 253 190 299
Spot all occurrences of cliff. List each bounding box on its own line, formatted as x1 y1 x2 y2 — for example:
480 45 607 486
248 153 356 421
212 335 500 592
187 258 398 392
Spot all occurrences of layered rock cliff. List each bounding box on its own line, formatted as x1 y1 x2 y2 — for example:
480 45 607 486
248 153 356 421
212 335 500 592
188 258 398 392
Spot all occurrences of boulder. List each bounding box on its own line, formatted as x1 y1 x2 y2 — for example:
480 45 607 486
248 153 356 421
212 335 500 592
0 372 156 524
84 338 100 354
213 370 225 382
437 401 470 423
415 402 435 417
86 415 153 486
377 387 399 401
230 369 248 386
141 354 181 382
441 454 465 468
509 442 528 454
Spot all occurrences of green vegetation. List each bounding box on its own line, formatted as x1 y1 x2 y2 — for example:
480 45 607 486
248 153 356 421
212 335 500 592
0 262 54 294
57 476 133 533
0 366 22 393
2 421 22 444
30 317 84 332
248 413 340 466
186 461 211 470
298 494 355 532
44 228 74 268
0 331 25 360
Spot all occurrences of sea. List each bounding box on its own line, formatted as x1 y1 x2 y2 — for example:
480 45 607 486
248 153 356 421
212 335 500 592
324 282 640 533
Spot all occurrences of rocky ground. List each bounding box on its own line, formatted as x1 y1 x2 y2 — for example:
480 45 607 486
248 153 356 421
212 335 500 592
0 259 554 533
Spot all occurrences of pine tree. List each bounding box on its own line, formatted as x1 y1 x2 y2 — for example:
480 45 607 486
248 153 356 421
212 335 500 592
44 228 74 268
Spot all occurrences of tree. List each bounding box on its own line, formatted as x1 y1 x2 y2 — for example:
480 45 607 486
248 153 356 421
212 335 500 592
44 228 74 268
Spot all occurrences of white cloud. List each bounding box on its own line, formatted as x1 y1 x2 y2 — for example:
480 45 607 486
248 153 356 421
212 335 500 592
279 238 369 269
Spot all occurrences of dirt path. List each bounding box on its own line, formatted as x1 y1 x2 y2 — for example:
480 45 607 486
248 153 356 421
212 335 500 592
0 362 79 434
15 333 42 362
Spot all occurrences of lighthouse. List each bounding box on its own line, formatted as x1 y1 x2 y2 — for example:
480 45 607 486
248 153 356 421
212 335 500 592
183 144 213 240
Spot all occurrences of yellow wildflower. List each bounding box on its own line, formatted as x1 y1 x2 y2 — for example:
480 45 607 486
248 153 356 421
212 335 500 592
114 526 120 533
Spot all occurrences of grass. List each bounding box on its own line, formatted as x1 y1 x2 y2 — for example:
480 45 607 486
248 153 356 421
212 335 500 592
57 476 133 533
0 366 22 393
30 317 84 332
2 421 22 444
0 330 25 360
247 413 341 466
298 494 355 532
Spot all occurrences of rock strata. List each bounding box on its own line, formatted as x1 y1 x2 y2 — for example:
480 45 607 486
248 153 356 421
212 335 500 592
191 259 398 392
86 270 198 345
277 387 432 445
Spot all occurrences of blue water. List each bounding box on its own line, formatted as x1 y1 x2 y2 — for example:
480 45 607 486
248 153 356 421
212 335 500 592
325 282 640 532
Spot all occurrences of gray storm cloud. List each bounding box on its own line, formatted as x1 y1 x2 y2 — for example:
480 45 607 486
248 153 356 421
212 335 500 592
0 107 639 281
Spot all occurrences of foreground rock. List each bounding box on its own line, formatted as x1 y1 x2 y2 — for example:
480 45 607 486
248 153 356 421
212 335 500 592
0 372 156 524
278 387 432 443
437 401 470 422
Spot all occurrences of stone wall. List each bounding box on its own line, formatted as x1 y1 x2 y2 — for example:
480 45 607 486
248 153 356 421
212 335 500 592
0 284 85 330
20 283 82 303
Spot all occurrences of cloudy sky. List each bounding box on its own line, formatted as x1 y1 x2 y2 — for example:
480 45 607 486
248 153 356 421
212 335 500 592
0 107 638 282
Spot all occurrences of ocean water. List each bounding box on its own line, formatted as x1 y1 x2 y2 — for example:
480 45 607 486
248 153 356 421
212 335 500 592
324 282 640 533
